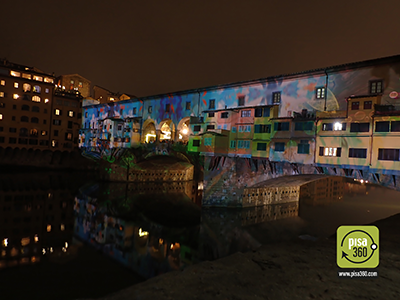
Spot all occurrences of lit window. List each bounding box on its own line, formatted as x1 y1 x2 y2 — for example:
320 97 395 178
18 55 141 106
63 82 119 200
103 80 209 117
370 80 383 94
21 237 30 246
60 224 65 231
320 147 342 157
1 80 5 86
14 82 19 88
68 111 73 117
45 88 49 93
0 114 2 120
33 85 41 93
41 130 47 136
11 71 21 77
22 73 31 79
23 83 31 92
272 92 281 104
333 122 342 131
316 87 326 99
33 75 43 82
13 94 19 99
0 92 4 97
47 225 51 232
55 109 60 115
110 97 115 101
238 96 245 106
78 81 83 88
32 96 41 102
44 98 49 103
44 77 53 83
241 110 251 117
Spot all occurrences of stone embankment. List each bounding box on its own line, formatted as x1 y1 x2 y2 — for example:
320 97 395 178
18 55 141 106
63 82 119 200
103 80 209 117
83 213 400 300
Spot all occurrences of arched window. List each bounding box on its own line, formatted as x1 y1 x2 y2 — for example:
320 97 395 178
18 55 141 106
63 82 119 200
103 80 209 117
30 128 38 137
32 106 40 112
19 128 28 136
21 104 30 111
23 83 31 92
21 116 29 122
31 117 39 123
23 94 31 101
32 96 40 102
33 85 41 93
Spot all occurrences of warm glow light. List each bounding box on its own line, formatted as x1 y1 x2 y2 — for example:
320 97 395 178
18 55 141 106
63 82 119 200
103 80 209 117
45 98 49 103
13 94 19 99
145 134 156 143
21 237 30 246
47 225 52 232
60 224 65 231
334 122 342 131
50 247 53 253
65 242 68 248
182 128 188 134
360 179 364 183
159 238 163 244
2 238 8 247
42 248 46 255
34 235 39 243
138 228 149 237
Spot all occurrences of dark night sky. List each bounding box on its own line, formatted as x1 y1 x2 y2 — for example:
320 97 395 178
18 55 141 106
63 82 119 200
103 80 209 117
1 0 400 97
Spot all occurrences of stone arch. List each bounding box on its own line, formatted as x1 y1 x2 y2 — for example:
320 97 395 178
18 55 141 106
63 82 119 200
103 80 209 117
177 117 190 143
142 119 157 143
158 118 176 142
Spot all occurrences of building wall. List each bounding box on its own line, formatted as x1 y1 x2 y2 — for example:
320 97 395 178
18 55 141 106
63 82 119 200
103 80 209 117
57 74 91 98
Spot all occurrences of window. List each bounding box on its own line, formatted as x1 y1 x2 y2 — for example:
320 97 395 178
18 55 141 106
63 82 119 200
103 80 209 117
232 126 236 133
375 121 390 132
349 148 367 158
0 102 4 108
13 94 19 99
1 80 5 85
119 109 123 116
238 140 250 149
238 125 251 132
193 125 201 132
322 123 333 131
41 131 47 136
33 76 43 82
370 80 383 94
204 137 212 146
68 121 72 129
221 112 229 118
391 121 400 132
32 96 40 102
31 117 39 123
206 125 215 130
378 148 400 161
255 107 270 117
186 102 191 110
230 140 236 148
9 137 17 144
351 101 360 110
274 122 289 131
192 140 200 147
320 147 342 157
21 116 29 122
11 71 21 77
257 143 267 151
0 114 2 120
45 88 49 93
209 99 215 109
316 87 326 99
23 83 31 92
274 142 285 152
333 122 346 131
54 130 59 137
55 109 61 116
297 140 310 154
0 127 2 131
208 112 215 117
65 133 72 141
78 81 83 88
43 120 46 124
51 140 58 148
350 123 369 132
241 110 251 117
68 111 74 117
272 92 281 104
295 122 315 131
44 98 49 103
9 127 17 133
254 124 271 133
33 85 41 93
364 101 372 109
14 82 19 88
165 104 170 112
21 105 29 111
238 96 245 106
148 106 152 113
132 107 137 115
118 124 122 131
0 92 3 97
53 120 61 126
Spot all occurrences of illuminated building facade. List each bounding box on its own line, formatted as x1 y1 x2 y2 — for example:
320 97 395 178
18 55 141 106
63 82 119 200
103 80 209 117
0 60 82 152
56 74 91 98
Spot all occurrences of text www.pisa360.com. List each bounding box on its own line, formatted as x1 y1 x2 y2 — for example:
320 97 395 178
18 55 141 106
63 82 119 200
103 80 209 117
338 270 378 278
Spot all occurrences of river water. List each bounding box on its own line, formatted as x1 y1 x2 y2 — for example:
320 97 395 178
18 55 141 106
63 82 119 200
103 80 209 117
1 171 400 300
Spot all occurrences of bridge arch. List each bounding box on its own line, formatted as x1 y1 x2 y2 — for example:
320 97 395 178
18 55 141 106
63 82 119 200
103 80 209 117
142 119 157 143
158 118 176 142
177 117 190 143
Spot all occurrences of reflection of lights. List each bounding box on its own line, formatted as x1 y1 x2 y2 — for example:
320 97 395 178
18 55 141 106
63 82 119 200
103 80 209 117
65 242 68 249
34 235 39 243
138 228 149 237
2 238 8 247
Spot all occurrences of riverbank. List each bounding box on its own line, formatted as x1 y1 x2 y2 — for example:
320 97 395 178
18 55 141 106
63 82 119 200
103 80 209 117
85 213 400 300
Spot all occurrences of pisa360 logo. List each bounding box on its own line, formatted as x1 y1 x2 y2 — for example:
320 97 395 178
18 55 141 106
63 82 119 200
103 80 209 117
337 226 379 268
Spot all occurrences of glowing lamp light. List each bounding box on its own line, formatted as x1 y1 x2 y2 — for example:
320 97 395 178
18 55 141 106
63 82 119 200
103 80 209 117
138 228 149 237
34 235 39 243
182 128 188 135
334 122 342 131
2 238 8 247
145 133 156 143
